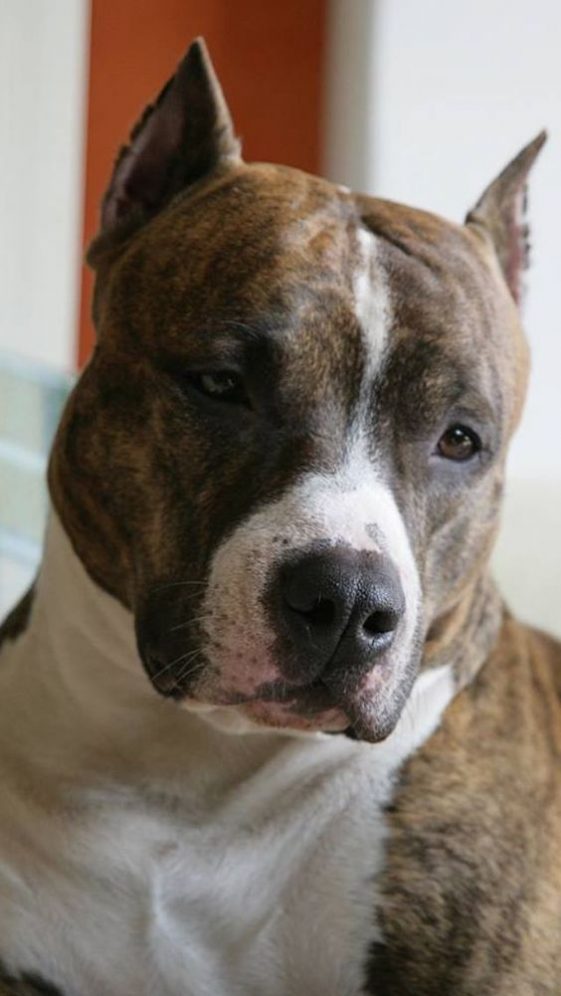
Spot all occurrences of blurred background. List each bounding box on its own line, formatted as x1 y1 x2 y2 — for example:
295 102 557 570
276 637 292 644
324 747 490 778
0 0 559 634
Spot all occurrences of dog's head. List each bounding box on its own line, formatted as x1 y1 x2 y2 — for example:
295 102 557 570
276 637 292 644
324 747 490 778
49 40 545 741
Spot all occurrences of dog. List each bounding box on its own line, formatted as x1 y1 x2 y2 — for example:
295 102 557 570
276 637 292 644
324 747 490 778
0 36 559 996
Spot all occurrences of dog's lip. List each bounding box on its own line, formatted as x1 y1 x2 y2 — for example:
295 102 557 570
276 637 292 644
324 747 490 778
215 675 368 723
242 675 347 710
256 675 332 704
204 675 337 710
249 677 392 743
193 676 393 741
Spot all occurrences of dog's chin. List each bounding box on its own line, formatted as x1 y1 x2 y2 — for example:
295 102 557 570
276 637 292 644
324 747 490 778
183 680 400 743
239 698 351 736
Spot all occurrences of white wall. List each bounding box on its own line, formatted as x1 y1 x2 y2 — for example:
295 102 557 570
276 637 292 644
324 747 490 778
0 0 89 372
325 0 561 635
323 0 378 193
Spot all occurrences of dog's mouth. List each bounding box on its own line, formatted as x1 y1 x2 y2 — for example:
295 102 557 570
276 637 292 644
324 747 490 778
183 677 347 735
185 669 399 742
137 606 416 740
234 675 334 706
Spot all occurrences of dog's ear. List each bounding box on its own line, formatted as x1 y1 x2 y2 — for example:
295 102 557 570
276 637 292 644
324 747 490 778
465 131 547 305
92 38 240 251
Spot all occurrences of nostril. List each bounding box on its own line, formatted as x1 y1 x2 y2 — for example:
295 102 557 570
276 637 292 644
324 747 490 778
288 596 337 628
363 608 400 637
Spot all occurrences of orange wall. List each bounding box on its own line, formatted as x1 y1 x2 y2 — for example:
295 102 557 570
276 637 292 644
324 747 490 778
78 0 328 365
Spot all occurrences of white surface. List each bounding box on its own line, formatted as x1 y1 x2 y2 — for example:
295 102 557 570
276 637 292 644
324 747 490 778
323 0 379 191
493 480 561 637
0 0 89 371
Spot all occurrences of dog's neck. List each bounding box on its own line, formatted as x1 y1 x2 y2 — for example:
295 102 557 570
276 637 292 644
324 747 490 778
31 508 151 722
423 569 504 688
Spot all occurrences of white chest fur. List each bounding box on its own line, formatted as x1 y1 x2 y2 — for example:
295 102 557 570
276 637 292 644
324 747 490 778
0 514 454 996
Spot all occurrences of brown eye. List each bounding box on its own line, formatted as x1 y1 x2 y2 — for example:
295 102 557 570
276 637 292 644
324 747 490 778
437 425 481 462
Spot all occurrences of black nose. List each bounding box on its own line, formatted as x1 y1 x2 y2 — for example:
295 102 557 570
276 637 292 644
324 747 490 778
277 546 405 681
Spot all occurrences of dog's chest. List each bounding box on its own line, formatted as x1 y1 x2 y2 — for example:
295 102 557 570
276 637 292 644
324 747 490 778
1 736 392 996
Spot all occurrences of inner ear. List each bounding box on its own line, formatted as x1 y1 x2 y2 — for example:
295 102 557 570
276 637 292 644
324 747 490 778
95 38 241 245
465 131 546 306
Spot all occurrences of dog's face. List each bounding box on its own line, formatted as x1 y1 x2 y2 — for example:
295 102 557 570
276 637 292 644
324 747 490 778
50 41 544 741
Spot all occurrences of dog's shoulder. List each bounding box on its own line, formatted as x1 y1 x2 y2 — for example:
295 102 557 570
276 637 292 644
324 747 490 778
523 621 561 704
367 614 561 995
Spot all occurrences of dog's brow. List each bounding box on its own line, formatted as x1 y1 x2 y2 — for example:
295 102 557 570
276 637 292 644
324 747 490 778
219 319 270 340
432 379 499 425
217 318 284 344
178 321 279 366
439 365 501 419
184 319 281 360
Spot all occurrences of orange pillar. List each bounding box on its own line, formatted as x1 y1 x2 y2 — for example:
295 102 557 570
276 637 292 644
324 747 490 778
78 0 328 366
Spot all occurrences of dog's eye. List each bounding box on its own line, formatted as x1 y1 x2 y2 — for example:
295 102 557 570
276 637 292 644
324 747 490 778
437 425 481 462
191 371 249 406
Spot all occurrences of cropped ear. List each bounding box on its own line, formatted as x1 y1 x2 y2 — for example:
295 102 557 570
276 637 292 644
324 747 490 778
96 38 240 244
465 131 547 305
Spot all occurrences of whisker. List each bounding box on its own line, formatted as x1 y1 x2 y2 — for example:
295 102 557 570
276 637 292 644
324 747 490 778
151 647 201 682
175 657 207 686
152 580 206 594
169 615 211 633
167 647 202 670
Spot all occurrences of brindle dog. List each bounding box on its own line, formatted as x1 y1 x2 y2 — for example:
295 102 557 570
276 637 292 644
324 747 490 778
0 38 559 996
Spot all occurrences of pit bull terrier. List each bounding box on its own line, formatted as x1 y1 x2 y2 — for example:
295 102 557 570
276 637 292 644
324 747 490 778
0 38 559 996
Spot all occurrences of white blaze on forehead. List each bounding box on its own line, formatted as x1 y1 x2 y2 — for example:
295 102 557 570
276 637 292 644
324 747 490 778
353 226 391 380
201 441 420 695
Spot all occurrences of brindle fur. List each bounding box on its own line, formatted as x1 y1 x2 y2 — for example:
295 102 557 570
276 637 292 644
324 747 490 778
7 38 559 991
368 616 561 995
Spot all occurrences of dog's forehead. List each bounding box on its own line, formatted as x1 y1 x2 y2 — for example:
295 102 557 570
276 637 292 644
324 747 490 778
115 162 510 384
154 163 371 305
171 163 490 300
